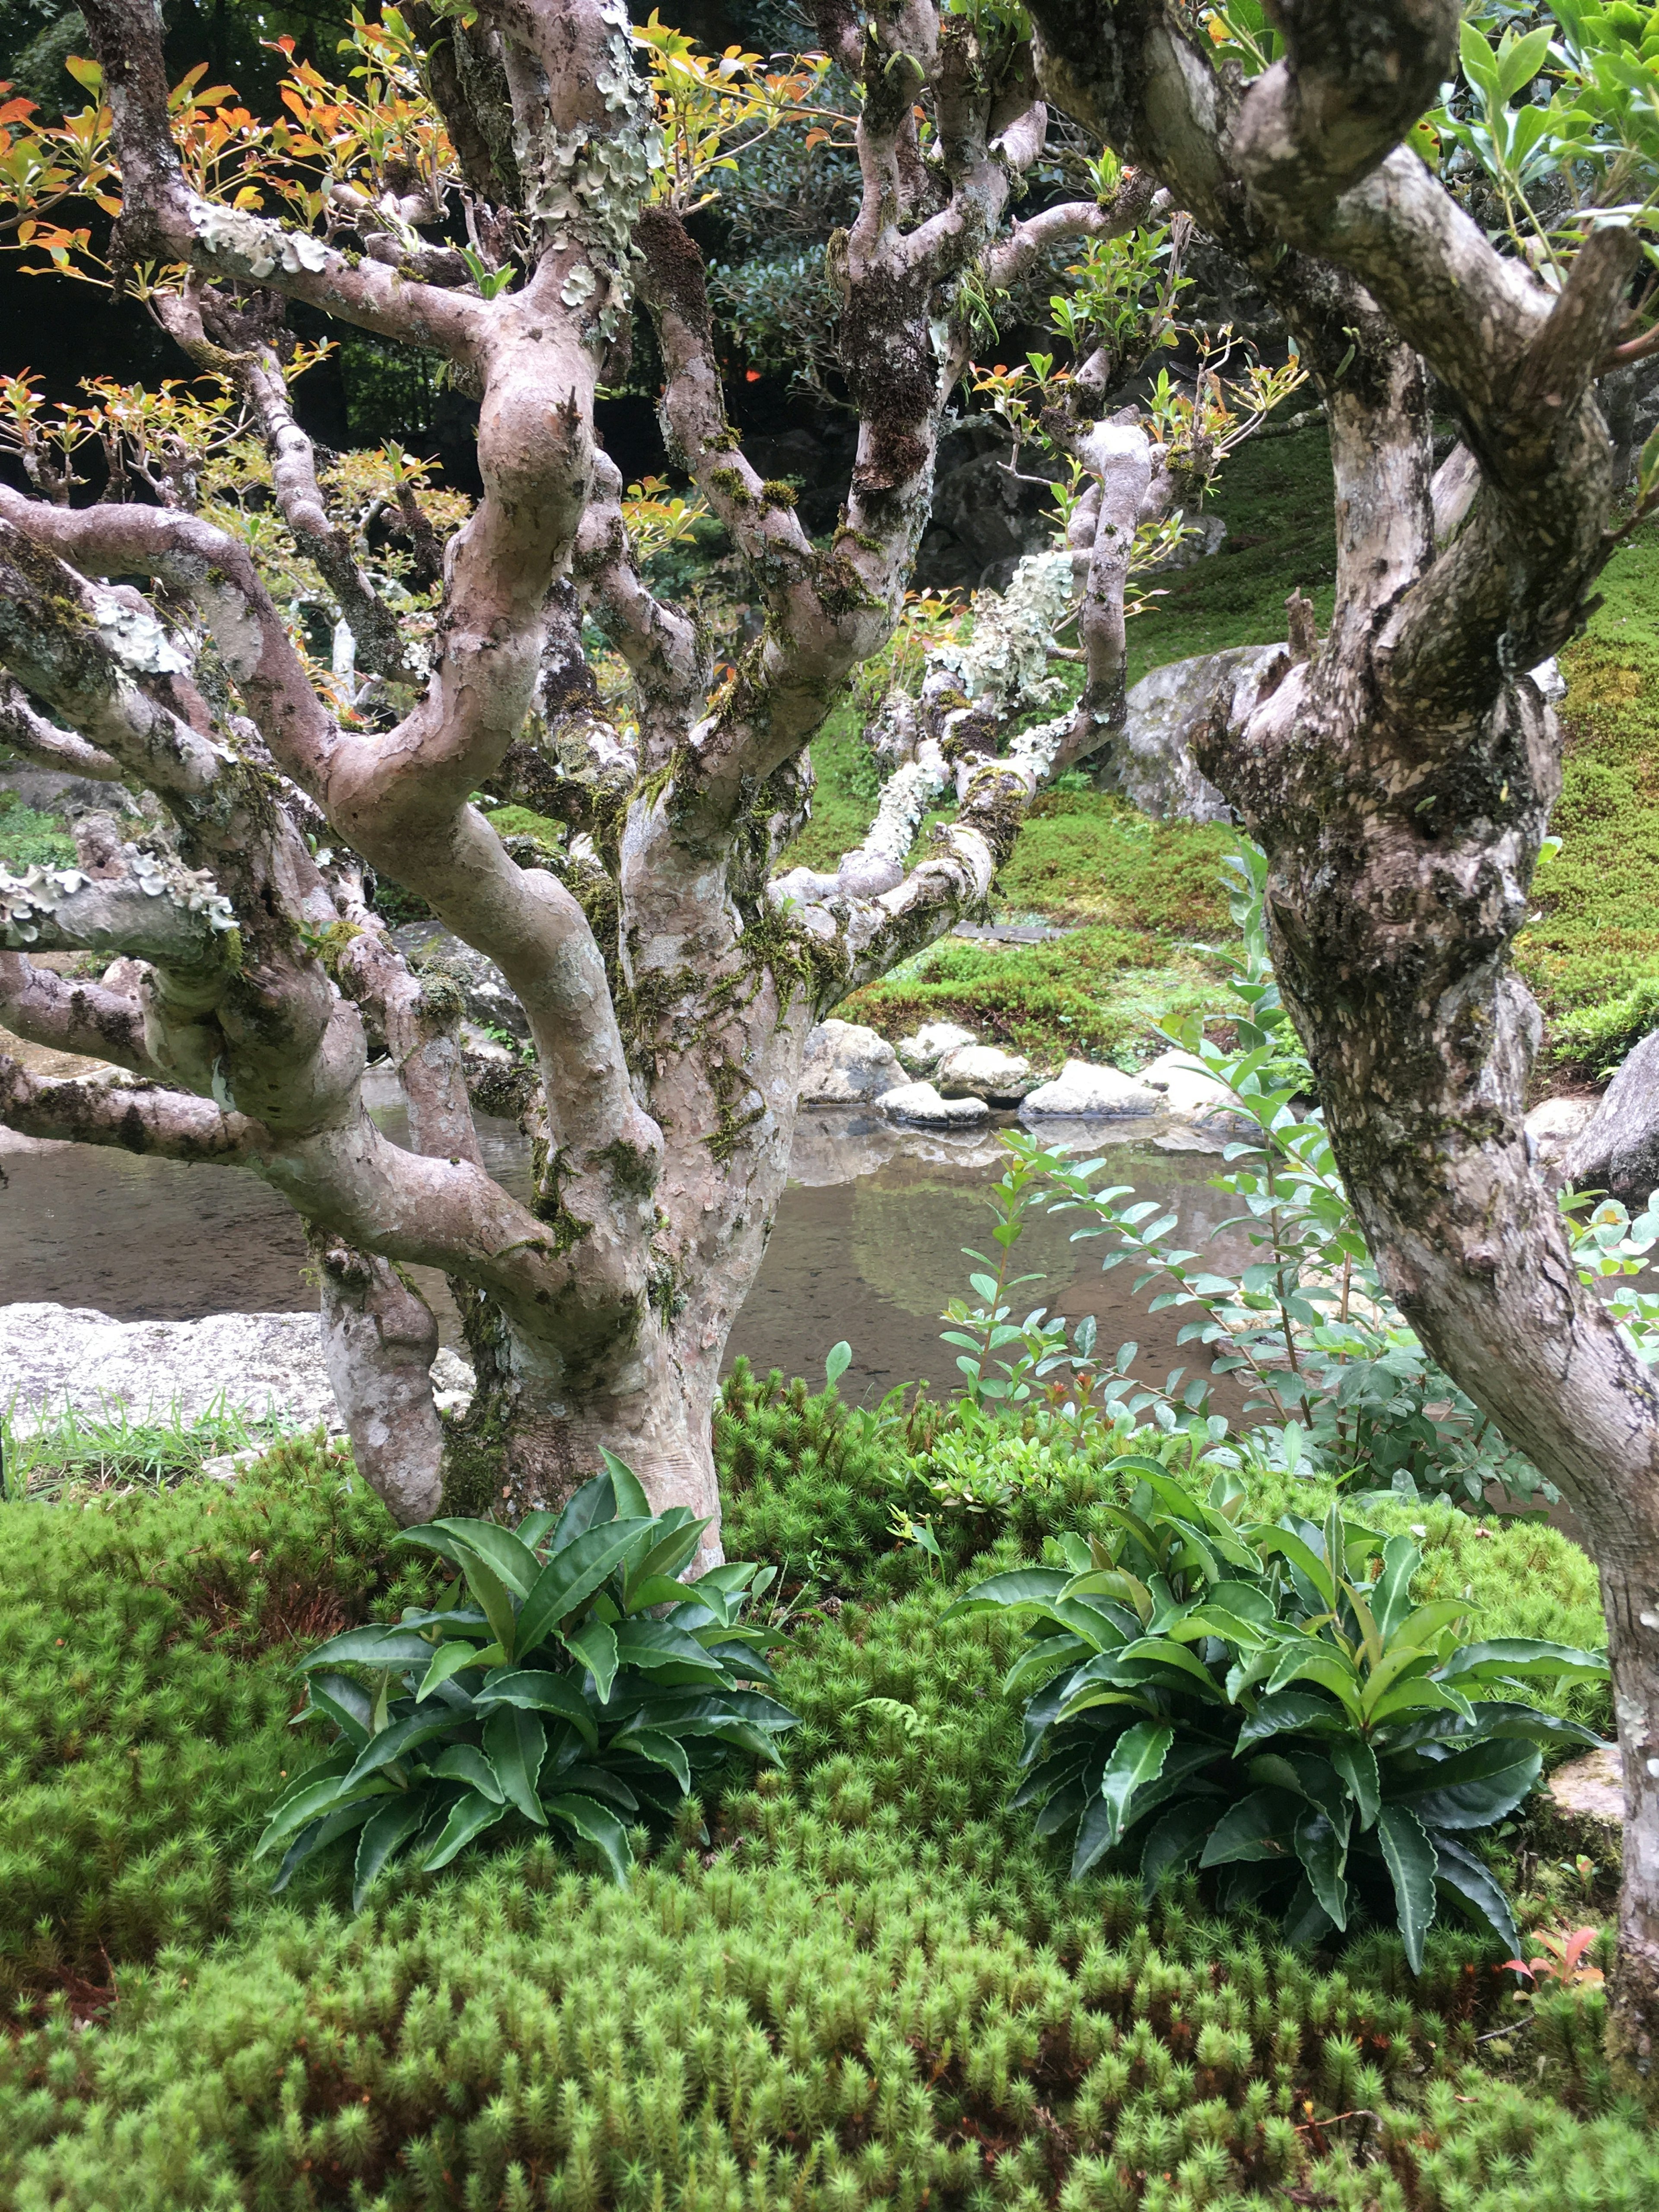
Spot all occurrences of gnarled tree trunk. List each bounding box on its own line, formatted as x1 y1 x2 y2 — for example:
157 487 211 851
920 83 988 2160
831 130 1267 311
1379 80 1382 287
1021 0 1659 2094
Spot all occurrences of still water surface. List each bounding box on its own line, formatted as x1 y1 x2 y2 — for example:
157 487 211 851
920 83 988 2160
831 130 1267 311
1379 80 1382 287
0 1092 1239 1406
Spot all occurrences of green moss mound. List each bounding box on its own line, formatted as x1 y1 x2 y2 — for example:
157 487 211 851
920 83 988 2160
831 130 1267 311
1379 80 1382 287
0 795 75 871
0 1434 428 2004
1515 580 1659 1074
0 1396 1640 2206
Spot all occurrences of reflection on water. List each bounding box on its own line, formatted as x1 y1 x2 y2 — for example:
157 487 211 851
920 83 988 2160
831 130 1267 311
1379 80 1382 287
0 1087 1239 1405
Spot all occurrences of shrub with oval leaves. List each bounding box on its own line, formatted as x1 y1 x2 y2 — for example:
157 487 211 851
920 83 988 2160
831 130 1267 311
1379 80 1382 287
256 1458 798 1902
948 1461 1609 1967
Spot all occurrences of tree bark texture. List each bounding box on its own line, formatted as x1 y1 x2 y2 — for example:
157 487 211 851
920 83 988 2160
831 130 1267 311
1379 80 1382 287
0 0 1162 1569
1019 0 1659 2091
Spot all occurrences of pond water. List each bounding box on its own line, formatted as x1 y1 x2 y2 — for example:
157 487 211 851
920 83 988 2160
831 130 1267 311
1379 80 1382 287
0 1083 1241 1408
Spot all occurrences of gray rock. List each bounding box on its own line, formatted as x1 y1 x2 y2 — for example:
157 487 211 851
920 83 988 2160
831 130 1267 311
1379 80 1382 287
896 1020 978 1076
0 1301 474 1439
1022 1060 1162 1118
391 922 529 1041
800 1018 901 1104
875 1080 990 1128
1138 1047 1253 1131
1545 1744 1623 1857
1112 645 1286 823
936 1043 1037 1104
1525 1093 1599 1159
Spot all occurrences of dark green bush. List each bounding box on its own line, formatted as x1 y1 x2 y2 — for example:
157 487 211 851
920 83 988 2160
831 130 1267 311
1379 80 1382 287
953 1468 1609 1967
263 1465 797 1899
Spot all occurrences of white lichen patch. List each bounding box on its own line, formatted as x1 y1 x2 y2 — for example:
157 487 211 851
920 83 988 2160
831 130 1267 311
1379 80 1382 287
190 201 331 282
89 586 190 677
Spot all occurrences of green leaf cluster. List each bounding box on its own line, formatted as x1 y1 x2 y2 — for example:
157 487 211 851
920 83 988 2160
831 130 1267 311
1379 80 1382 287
950 1469 1608 1968
258 1460 798 1900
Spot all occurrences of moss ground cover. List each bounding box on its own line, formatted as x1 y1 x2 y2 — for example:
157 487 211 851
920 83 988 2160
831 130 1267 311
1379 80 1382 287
0 794 75 871
0 1403 1637 2208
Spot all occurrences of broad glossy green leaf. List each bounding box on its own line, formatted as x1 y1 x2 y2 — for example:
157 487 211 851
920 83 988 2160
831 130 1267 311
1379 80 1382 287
1367 1676 1475 1728
1332 1736 1381 1830
625 1522 708 1603
254 1772 378 1859
430 1743 504 1802
626 1574 701 1611
1293 1807 1348 1932
1099 1721 1173 1850
426 1518 542 1599
1199 1787 1300 1868
618 1727 692 1796
1469 1700 1607 1751
1371 1533 1421 1646
1281 1875 1335 1949
1006 1632 1093 1700
1265 1641 1363 1718
474 1669 598 1752
599 1449 652 1521
518 1520 657 1654
300 1674 374 1747
1236 1690 1343 1749
1433 1835 1519 1955
544 1792 632 1884
550 1471 617 1551
1252 1527 1335 1609
484 1707 547 1825
1139 1800 1216 1900
342 1710 463 1790
1117 1636 1224 1691
423 1787 509 1871
1376 1803 1438 1973
945 1570 1071 1619
564 1618 620 1703
417 1637 489 1702
1438 1639 1609 1686
352 1792 431 1910
1393 1740 1542 1829
270 1796 385 1892
557 1764 640 1812
615 1619 736 1678
296 1626 438 1672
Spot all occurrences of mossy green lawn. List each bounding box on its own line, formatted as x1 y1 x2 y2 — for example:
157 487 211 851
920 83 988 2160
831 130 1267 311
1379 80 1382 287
0 1414 1638 2209
785 419 1659 1084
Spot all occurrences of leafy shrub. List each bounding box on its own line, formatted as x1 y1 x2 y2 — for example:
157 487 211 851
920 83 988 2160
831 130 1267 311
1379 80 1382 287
261 1462 798 1899
950 1466 1608 1967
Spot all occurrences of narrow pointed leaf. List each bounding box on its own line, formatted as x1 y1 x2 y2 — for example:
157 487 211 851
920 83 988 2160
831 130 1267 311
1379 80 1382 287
1376 1803 1438 1973
423 1787 509 1871
483 1707 547 1825
544 1792 633 1884
353 1793 431 1910
1292 1807 1348 1931
474 1669 599 1751
517 1521 655 1654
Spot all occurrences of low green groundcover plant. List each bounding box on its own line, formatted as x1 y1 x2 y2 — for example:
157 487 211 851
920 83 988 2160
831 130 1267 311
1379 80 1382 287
259 1459 798 1900
951 1465 1608 1967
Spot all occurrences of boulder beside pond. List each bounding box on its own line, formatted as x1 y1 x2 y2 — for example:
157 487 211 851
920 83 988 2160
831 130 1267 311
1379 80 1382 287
935 1043 1036 1104
875 1081 991 1128
896 1022 978 1076
800 1020 901 1104
1022 1061 1162 1118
